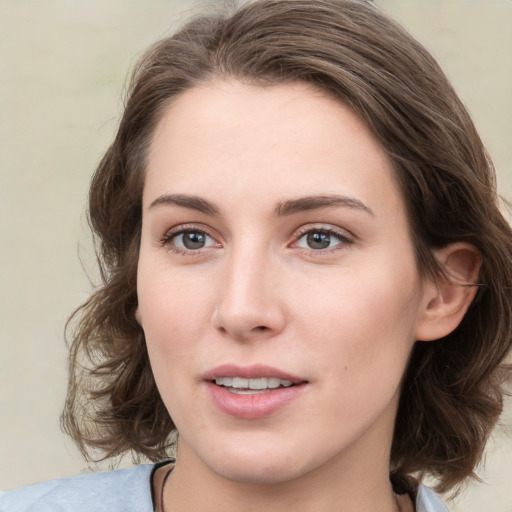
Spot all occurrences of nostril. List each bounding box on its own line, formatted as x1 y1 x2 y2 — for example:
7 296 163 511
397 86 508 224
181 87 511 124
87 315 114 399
256 326 267 331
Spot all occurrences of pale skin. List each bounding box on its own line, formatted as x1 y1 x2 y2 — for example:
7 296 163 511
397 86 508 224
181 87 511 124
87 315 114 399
136 80 480 512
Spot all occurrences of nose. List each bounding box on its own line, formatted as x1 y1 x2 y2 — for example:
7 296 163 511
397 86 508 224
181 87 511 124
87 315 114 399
212 247 286 341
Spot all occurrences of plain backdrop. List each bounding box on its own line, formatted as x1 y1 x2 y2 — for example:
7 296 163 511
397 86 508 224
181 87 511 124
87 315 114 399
1 1 511 510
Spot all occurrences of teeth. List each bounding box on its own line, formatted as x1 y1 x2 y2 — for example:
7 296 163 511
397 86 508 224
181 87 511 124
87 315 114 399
232 377 248 388
214 377 295 389
267 377 281 388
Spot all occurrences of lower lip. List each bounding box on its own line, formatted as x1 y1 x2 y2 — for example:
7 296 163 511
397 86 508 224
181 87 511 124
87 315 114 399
205 381 307 419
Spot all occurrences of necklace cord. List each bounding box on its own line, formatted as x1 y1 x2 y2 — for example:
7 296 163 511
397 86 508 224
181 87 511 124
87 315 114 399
159 467 174 512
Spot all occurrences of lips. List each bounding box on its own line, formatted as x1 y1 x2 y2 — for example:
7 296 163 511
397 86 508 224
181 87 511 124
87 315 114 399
203 364 308 419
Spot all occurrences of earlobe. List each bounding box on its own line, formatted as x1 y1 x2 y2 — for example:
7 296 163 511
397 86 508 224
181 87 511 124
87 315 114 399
135 307 143 326
415 243 481 342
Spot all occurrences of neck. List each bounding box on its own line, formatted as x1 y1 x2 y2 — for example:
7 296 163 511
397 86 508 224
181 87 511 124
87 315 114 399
164 441 400 512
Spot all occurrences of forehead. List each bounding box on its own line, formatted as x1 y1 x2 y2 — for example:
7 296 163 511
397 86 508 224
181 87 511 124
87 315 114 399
145 79 404 222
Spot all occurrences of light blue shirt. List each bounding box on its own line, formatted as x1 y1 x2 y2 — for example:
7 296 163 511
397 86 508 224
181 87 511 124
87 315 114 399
0 464 449 511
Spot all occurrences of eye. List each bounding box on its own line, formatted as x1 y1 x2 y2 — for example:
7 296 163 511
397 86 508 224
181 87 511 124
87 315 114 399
161 227 219 254
174 230 211 250
294 227 351 252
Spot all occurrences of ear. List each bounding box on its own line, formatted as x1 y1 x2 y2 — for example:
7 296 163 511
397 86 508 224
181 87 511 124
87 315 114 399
415 242 481 342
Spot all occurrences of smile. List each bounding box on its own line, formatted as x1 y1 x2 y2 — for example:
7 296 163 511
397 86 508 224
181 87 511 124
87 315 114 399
203 365 307 418
214 377 294 394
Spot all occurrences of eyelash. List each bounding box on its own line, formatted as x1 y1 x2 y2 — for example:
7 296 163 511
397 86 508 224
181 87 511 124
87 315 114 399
159 225 218 256
159 224 354 256
292 225 354 254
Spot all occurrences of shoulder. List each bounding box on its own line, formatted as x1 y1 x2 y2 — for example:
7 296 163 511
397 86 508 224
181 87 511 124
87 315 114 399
416 484 450 512
0 464 155 512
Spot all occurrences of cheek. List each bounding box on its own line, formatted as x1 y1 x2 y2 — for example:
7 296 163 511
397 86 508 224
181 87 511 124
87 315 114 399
136 263 212 390
138 258 213 337
296 268 421 434
137 276 207 427
293 260 422 377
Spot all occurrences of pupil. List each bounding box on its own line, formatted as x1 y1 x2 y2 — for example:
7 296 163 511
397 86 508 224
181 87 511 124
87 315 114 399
307 232 330 249
183 232 205 249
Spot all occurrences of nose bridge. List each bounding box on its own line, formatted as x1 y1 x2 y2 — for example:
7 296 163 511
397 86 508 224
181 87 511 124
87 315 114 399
213 237 284 338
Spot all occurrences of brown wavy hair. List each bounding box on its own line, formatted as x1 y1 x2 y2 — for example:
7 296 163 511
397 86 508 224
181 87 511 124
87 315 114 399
62 0 512 493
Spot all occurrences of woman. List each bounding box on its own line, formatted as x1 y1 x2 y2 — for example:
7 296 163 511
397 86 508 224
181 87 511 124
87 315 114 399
2 0 511 511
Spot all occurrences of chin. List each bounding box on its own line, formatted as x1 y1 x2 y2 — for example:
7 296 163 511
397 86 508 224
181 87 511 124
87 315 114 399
211 458 306 485
197 439 322 486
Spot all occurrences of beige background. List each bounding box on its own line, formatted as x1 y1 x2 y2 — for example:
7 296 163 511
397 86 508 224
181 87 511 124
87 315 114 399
1 1 511 510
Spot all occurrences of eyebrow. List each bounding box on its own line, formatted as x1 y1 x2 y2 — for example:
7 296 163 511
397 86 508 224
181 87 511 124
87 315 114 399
274 194 374 217
149 194 220 215
148 193 373 217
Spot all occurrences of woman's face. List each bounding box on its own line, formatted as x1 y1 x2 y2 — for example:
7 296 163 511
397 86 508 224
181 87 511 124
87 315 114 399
137 80 430 484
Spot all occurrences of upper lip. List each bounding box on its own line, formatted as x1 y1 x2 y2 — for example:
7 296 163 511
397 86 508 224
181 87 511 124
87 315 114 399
202 364 306 383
